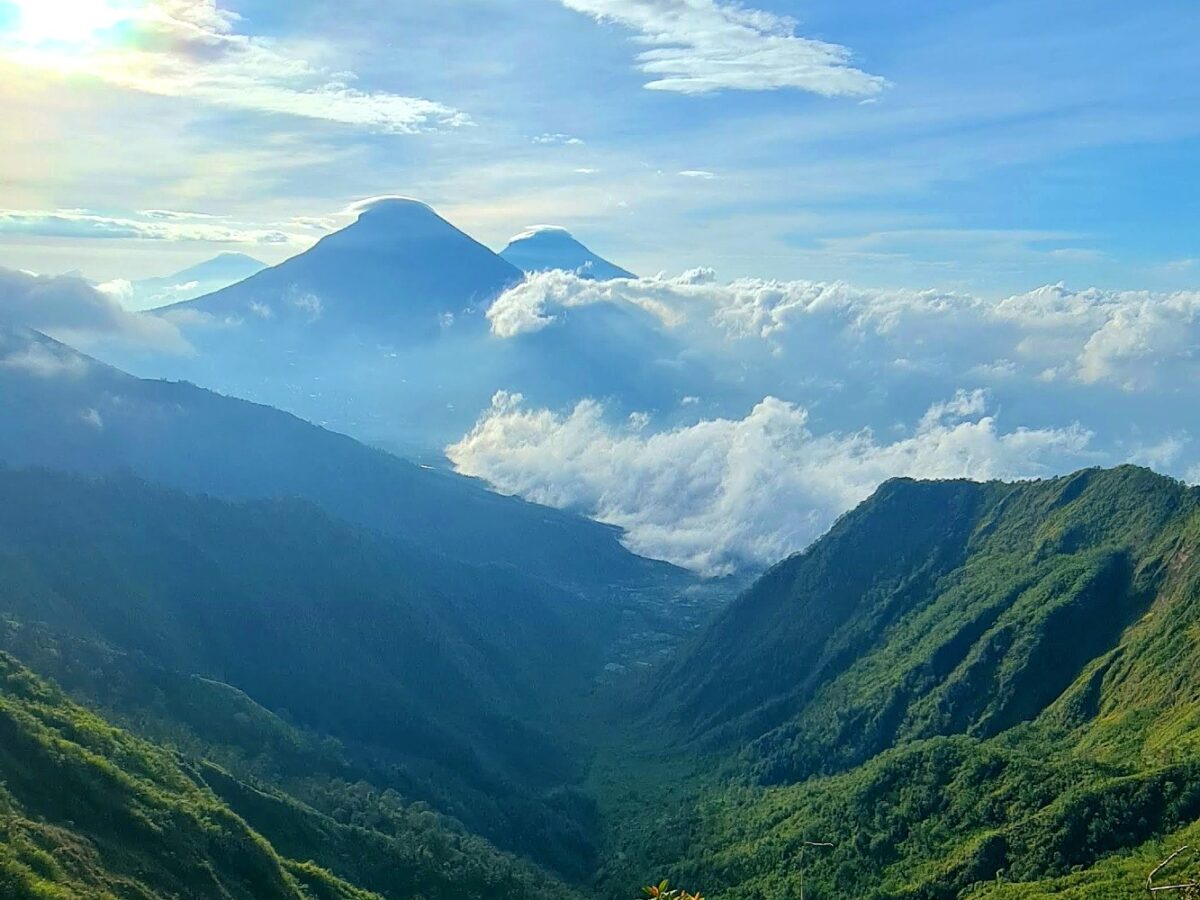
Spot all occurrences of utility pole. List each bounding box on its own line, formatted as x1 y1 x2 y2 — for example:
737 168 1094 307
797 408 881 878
799 840 835 900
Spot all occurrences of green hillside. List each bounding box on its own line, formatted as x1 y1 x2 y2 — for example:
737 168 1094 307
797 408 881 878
8 455 1200 898
0 648 377 900
598 467 1200 898
0 645 581 899
0 466 606 880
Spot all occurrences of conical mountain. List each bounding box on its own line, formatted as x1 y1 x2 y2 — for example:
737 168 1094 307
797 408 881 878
500 225 634 280
165 198 522 338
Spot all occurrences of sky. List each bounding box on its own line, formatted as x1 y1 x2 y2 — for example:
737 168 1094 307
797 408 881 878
4 0 1200 576
1 0 1198 293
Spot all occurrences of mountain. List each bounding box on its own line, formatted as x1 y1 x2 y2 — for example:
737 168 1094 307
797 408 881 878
163 198 521 337
90 203 714 454
0 322 687 594
0 465 614 875
117 252 266 309
500 226 635 280
598 467 1200 899
0 646 578 900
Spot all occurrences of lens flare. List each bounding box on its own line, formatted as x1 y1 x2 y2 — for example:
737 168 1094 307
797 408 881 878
4 0 137 45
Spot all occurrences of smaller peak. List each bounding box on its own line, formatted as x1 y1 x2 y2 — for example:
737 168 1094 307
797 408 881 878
507 224 577 244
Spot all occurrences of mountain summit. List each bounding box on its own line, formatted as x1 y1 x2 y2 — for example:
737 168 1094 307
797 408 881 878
500 225 634 280
164 197 521 337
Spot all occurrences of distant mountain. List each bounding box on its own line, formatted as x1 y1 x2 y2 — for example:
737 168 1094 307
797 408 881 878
500 226 634 280
163 198 521 338
101 201 707 453
119 252 265 309
602 466 1200 899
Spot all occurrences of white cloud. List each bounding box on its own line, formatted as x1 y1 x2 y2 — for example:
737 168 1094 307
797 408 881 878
486 268 686 338
457 269 1200 574
447 390 1092 575
0 338 89 378
497 269 1200 392
2 0 468 133
533 133 586 145
0 266 190 353
0 209 298 244
678 169 717 179
290 292 323 322
559 0 887 96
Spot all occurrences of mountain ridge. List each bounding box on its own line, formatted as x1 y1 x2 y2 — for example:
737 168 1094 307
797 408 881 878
597 465 1200 898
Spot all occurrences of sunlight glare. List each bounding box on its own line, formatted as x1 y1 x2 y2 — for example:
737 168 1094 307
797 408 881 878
6 0 136 45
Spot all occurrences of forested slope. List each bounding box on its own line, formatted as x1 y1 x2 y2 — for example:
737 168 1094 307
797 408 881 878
0 467 605 880
600 467 1200 898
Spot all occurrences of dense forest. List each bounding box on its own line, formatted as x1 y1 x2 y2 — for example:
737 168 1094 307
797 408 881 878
6 333 1200 896
598 466 1200 897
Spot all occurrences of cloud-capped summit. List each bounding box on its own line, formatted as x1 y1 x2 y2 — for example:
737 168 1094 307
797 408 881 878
164 198 521 337
500 226 634 281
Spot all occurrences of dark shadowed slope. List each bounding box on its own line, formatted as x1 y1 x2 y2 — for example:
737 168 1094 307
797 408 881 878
0 648 580 900
0 466 610 877
0 323 687 593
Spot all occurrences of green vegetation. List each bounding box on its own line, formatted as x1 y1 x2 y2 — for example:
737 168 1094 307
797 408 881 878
6 462 1200 898
0 650 374 900
0 467 597 897
596 466 1200 898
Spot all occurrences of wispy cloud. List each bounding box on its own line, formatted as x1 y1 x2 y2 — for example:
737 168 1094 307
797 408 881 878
533 133 586 145
1 0 469 133
0 337 89 379
0 209 299 244
558 0 887 96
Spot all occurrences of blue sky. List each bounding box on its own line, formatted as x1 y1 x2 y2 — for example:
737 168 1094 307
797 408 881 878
0 0 1197 293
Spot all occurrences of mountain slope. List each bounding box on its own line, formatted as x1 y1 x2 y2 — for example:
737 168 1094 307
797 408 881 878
0 648 578 900
0 650 374 900
599 467 1200 898
0 466 612 875
500 226 634 280
164 199 520 337
0 323 685 594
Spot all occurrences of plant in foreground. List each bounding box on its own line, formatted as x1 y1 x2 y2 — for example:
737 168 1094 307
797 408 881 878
641 879 704 900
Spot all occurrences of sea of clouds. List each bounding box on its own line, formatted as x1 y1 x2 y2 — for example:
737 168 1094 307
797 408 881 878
451 269 1200 574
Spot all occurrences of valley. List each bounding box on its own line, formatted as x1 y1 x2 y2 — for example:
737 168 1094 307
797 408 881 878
3 199 1200 899
4 1 1198 894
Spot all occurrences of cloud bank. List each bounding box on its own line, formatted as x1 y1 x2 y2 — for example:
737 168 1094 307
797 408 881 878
488 270 1200 393
559 0 887 96
448 389 1092 575
454 269 1200 573
0 267 188 353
